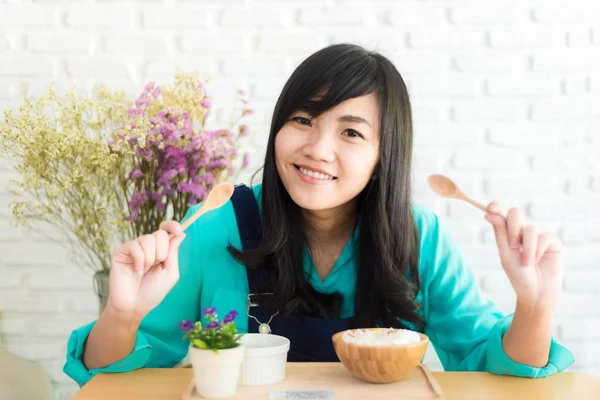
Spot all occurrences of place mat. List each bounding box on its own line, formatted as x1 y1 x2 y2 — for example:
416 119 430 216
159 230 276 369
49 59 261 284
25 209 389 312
183 363 444 399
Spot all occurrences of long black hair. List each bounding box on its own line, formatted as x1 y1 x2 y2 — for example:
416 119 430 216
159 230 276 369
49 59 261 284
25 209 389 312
228 43 424 332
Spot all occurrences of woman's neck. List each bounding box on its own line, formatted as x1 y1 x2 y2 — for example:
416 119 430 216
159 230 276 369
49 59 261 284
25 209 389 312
302 199 358 248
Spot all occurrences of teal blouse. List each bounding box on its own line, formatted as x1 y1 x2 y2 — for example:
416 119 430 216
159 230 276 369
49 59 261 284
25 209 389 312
63 184 574 387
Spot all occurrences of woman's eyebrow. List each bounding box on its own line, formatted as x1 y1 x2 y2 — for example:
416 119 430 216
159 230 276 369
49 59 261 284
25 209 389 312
339 115 372 128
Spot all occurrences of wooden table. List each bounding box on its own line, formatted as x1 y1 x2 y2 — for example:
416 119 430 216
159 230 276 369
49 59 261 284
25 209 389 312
73 363 600 400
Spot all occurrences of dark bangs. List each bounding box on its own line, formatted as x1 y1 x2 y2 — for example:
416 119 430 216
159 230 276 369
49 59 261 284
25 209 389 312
271 44 385 133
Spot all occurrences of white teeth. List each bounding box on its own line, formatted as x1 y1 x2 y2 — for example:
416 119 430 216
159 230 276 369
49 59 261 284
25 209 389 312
299 167 334 180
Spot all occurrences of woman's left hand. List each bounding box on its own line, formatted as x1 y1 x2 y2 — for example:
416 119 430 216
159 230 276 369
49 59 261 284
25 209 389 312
484 202 564 311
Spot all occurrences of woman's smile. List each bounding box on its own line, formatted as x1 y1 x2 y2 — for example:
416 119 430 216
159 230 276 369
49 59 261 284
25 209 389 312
294 164 337 184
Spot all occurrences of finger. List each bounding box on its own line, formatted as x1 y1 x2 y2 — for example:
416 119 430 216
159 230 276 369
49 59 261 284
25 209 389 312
535 233 563 263
484 213 511 255
137 234 157 273
119 240 145 274
159 220 183 236
521 225 538 266
153 229 169 264
506 207 525 249
486 201 502 215
164 233 186 282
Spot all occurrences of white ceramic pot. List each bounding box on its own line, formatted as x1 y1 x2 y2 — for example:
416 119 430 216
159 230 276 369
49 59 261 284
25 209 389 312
189 344 245 398
239 334 290 386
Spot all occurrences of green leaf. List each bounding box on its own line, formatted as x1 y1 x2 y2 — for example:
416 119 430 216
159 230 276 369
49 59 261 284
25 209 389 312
192 339 208 349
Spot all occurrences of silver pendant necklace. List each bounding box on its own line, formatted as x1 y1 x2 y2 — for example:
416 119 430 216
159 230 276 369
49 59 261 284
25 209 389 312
247 293 280 334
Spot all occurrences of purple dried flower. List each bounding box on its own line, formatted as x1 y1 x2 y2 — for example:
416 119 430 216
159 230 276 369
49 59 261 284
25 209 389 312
202 307 217 316
144 81 156 92
207 159 229 169
118 77 254 242
158 169 178 184
178 182 207 198
167 132 182 143
206 322 220 330
192 173 215 186
226 147 238 157
126 213 138 222
187 136 202 151
128 191 148 208
202 130 216 140
178 320 194 332
165 169 177 180
160 122 176 138
242 152 250 169
164 147 186 171
223 310 238 324
150 192 161 202
182 117 192 136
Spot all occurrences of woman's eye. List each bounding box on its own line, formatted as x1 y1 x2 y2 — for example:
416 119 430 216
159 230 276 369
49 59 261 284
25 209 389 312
342 129 363 138
291 117 312 126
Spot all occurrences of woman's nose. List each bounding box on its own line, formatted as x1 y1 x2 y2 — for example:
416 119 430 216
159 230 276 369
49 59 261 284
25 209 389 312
301 130 335 163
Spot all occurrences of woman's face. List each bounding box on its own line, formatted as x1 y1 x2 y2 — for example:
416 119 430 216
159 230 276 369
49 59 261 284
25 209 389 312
275 93 380 211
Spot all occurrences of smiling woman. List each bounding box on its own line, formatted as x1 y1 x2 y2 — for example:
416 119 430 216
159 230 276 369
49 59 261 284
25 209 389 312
228 46 421 336
63 43 574 387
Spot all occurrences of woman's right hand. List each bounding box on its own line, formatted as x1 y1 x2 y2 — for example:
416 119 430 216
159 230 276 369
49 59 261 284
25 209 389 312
106 221 187 321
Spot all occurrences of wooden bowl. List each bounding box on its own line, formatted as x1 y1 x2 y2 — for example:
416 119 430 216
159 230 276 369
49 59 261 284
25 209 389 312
332 328 429 383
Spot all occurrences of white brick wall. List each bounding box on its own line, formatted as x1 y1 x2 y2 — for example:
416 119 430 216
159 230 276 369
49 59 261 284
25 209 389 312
0 0 598 399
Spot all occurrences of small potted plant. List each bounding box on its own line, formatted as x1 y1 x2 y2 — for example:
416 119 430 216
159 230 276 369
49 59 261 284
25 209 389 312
179 308 245 399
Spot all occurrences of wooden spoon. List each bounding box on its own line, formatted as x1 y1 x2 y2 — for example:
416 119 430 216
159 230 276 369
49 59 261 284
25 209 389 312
427 174 492 214
168 182 235 239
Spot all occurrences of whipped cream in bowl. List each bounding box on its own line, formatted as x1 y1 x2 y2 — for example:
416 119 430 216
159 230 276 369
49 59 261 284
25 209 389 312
342 328 421 346
341 328 424 346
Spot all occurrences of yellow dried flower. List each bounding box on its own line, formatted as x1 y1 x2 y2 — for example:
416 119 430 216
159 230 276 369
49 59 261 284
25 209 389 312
0 84 131 272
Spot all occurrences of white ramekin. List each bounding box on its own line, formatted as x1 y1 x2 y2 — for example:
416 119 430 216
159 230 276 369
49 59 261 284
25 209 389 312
239 333 290 386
